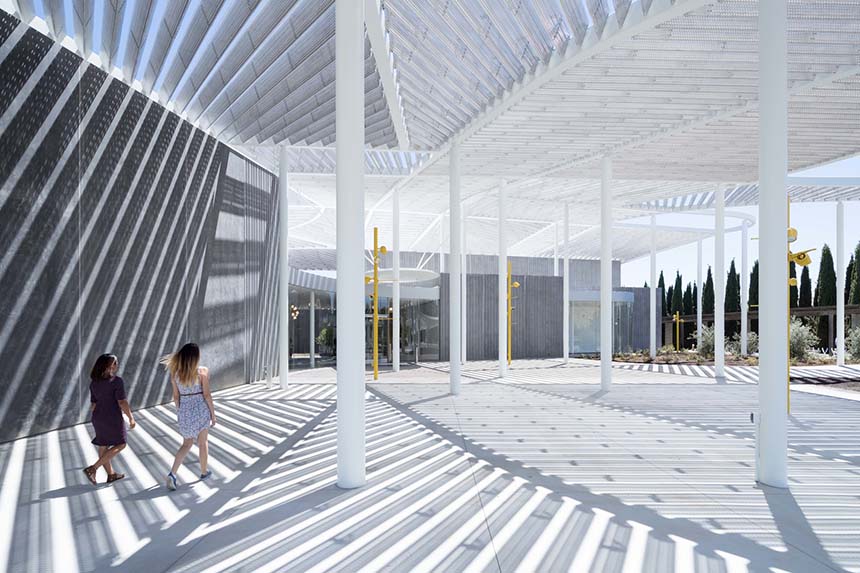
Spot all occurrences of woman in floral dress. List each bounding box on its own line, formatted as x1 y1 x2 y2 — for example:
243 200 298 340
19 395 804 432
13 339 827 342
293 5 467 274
160 343 217 490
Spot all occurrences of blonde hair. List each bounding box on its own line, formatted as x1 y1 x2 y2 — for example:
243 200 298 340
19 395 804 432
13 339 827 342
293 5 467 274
160 342 200 387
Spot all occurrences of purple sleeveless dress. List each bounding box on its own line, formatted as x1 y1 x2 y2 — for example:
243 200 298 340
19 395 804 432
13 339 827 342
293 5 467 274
89 376 127 446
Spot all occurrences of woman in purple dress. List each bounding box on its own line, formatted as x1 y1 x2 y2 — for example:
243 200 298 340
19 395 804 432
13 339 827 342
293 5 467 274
160 343 217 490
83 354 136 485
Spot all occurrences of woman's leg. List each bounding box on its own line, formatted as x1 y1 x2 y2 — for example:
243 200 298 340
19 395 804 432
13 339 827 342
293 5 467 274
170 438 194 474
96 446 110 475
93 444 125 472
197 429 209 474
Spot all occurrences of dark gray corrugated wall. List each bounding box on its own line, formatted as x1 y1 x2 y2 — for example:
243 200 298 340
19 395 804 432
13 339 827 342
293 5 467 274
440 273 563 362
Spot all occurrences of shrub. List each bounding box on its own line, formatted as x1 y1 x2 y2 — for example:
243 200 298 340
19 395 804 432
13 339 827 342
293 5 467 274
847 327 860 359
726 331 759 356
789 317 818 360
316 326 336 355
690 325 715 357
657 344 677 356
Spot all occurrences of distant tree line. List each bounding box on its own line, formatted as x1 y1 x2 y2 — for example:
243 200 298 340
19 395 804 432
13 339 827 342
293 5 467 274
651 240 860 348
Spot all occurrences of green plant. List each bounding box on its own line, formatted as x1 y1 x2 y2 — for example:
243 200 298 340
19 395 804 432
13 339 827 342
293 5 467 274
847 326 860 360
657 344 677 356
690 325 715 357
790 317 818 360
726 331 758 356
316 326 336 355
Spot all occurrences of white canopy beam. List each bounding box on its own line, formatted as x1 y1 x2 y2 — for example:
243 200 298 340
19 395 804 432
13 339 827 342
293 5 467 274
365 0 410 150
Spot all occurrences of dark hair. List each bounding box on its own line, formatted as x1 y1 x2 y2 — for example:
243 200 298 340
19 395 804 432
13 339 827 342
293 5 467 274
90 354 118 380
160 343 200 386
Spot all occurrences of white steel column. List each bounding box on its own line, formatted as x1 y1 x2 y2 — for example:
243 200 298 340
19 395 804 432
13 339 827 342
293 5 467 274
554 222 559 276
649 215 657 359
563 205 570 363
498 183 508 378
392 188 401 372
600 157 612 391
461 209 467 365
757 0 788 488
697 238 703 349
309 292 316 368
439 218 445 273
278 145 290 389
335 0 365 490
714 187 726 382
741 221 749 355
837 201 845 366
449 139 462 394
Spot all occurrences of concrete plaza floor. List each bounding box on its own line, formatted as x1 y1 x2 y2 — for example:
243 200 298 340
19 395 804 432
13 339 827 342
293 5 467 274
1 360 859 572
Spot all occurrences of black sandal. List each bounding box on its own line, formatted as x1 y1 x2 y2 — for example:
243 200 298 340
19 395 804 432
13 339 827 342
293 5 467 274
107 473 125 483
83 466 97 485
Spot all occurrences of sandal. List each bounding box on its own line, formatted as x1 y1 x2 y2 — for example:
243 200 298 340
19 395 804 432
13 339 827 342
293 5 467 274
107 473 125 484
83 466 97 485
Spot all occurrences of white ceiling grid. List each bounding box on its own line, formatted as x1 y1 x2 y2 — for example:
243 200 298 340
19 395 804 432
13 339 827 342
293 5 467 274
6 0 860 263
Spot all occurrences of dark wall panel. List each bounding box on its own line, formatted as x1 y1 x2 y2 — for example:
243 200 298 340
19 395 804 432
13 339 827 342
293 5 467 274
0 24 279 442
440 273 563 363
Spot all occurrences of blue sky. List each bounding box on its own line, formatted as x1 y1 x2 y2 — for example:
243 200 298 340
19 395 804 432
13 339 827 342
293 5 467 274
621 156 860 290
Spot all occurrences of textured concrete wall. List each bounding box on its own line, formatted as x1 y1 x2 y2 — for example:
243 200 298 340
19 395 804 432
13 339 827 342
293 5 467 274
0 14 279 442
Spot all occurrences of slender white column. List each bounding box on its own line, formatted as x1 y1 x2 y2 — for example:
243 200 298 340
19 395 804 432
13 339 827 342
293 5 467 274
697 238 703 348
554 222 559 276
309 292 316 368
278 145 290 389
649 215 657 359
335 0 365 489
757 0 788 488
439 217 445 273
837 201 845 366
562 205 570 363
498 183 508 378
392 188 401 372
461 209 467 365
600 157 612 391
714 187 726 382
741 221 749 355
449 139 462 394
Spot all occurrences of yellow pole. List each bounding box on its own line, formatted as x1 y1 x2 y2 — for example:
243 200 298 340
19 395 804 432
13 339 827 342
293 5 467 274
373 227 379 381
507 260 512 365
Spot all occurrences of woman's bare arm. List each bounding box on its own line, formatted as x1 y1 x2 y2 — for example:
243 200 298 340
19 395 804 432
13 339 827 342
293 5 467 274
118 399 136 429
200 367 216 426
170 376 180 408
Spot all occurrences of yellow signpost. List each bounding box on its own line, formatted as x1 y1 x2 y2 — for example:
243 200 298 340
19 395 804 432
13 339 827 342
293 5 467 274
786 200 813 413
507 261 520 365
365 227 387 381
673 311 684 351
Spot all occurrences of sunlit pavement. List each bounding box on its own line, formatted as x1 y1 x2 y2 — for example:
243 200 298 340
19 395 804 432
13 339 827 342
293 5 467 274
1 360 859 572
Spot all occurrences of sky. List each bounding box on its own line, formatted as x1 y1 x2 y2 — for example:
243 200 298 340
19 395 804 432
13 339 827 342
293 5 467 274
621 157 860 291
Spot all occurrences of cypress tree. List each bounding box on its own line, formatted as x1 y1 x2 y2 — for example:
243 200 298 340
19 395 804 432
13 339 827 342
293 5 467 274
789 261 798 308
692 282 698 314
666 285 674 314
749 260 759 307
845 255 854 305
658 271 667 316
683 283 693 315
672 271 683 315
644 281 649 289
799 266 812 307
815 244 836 306
850 241 860 305
703 266 715 314
725 259 740 312
815 244 837 347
